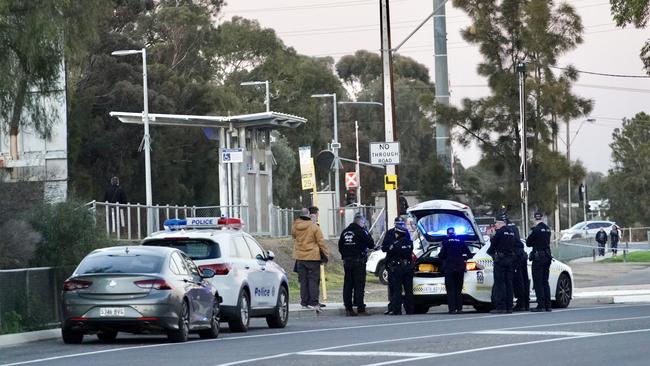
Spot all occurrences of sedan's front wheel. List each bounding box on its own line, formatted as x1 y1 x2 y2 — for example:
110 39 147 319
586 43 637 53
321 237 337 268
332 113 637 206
198 300 220 339
552 273 572 308
168 300 190 342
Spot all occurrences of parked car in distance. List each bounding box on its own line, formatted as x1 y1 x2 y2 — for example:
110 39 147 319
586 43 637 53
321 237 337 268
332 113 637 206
560 220 616 241
61 246 221 344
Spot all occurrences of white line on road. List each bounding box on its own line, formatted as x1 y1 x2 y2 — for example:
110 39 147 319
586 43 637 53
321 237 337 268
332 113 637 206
297 351 438 357
359 328 650 366
473 330 600 336
1 304 648 366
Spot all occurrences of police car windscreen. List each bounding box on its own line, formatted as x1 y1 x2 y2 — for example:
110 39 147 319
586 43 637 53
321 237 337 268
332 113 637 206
417 212 476 239
76 254 164 274
143 239 220 260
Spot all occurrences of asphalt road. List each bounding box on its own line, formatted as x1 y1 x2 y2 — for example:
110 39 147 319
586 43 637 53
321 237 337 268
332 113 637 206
2 303 650 366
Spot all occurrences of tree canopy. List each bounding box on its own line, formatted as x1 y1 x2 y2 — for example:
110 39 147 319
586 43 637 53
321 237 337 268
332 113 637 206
610 0 650 72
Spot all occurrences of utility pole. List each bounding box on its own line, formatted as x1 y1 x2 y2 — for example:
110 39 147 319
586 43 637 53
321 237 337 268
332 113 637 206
433 0 452 170
355 120 361 205
517 61 529 234
566 119 572 228
380 0 399 222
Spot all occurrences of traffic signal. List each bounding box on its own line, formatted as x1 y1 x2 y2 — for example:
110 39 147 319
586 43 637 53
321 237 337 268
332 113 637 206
346 189 357 205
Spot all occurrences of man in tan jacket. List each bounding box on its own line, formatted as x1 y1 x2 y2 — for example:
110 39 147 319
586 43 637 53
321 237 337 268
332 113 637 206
292 207 330 310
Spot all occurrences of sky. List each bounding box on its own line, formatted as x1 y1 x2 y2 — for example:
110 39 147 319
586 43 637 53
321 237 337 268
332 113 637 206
221 0 650 174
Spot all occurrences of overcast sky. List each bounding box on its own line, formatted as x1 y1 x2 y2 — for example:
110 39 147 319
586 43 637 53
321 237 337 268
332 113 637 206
222 0 649 174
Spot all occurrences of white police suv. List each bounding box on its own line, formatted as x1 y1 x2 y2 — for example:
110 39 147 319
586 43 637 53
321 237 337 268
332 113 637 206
142 217 289 332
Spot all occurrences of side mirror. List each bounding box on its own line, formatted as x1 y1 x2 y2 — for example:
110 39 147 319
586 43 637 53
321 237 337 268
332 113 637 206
201 268 216 278
266 250 275 260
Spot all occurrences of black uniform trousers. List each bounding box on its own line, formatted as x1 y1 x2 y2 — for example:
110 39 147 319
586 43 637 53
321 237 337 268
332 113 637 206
513 256 530 308
387 263 414 314
444 271 464 312
532 257 552 309
493 259 515 311
343 257 367 310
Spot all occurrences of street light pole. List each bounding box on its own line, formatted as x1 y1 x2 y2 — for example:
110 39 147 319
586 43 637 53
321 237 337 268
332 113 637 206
564 117 595 228
241 80 270 112
111 48 153 235
517 61 529 234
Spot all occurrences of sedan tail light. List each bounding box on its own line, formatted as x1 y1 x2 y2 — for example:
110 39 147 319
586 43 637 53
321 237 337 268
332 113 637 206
199 263 231 275
465 261 483 271
63 279 92 291
134 279 172 290
411 253 418 263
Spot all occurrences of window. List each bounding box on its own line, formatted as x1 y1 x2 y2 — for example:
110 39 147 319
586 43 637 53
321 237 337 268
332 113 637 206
417 212 476 238
77 254 164 274
230 236 252 259
181 253 201 277
245 236 266 260
142 239 220 260
170 252 189 275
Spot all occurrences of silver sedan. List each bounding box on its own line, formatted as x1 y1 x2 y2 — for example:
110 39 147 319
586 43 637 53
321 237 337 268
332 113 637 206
61 246 220 343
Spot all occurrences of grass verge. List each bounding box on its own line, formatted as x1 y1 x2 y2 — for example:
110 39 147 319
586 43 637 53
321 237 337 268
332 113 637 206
602 251 650 263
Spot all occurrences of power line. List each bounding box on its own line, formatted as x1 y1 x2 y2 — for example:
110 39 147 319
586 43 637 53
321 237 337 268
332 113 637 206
551 66 650 78
226 0 408 14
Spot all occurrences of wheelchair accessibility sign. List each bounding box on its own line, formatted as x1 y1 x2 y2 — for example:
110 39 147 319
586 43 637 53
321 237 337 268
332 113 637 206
220 148 244 163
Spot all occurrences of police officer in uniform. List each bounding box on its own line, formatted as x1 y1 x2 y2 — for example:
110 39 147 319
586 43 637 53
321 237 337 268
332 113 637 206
487 214 517 313
503 214 530 311
338 213 375 316
526 211 553 312
438 227 472 314
381 217 414 315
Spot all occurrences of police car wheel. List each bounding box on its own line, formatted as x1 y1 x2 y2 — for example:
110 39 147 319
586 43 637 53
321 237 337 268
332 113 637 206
378 263 389 285
62 328 84 344
199 300 220 339
168 300 190 342
413 304 430 314
96 330 117 342
473 303 492 313
228 290 250 332
266 286 289 328
552 273 572 308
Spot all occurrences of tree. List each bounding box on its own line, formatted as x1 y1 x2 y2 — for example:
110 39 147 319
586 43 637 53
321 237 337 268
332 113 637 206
610 0 650 72
606 112 650 225
438 0 592 215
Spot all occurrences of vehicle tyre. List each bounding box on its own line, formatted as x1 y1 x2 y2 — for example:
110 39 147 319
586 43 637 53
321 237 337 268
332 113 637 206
266 286 289 328
198 299 220 339
96 330 118 342
378 262 388 285
61 328 84 344
413 304 430 314
552 273 572 308
168 299 190 342
473 303 492 313
228 289 250 332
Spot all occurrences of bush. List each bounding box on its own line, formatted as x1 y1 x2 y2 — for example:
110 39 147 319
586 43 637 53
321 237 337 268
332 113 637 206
29 200 114 268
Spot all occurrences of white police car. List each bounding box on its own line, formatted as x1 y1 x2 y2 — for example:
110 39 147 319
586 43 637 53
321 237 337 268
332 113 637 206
366 235 423 285
142 217 289 332
409 200 574 313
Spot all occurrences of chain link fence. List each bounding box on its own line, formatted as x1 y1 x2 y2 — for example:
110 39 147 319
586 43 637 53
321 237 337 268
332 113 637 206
552 227 650 262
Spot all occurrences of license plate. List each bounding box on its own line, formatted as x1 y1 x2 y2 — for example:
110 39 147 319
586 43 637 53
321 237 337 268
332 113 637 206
414 284 446 295
99 307 125 317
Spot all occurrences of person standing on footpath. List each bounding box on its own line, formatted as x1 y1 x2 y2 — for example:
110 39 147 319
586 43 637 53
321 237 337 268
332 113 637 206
438 227 472 314
292 208 330 312
596 228 608 256
487 214 517 314
610 225 620 256
526 212 553 312
381 217 415 315
338 213 375 316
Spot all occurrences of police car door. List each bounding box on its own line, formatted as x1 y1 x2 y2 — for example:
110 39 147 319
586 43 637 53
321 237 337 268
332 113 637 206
232 235 265 308
244 236 276 308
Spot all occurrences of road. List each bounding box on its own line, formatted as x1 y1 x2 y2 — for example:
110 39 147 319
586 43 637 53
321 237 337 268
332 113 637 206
2 303 650 366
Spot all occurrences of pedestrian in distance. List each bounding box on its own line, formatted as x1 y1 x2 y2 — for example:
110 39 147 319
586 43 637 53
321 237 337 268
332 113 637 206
596 228 608 256
526 212 553 312
103 176 128 204
610 225 620 256
381 217 415 315
338 212 375 316
292 208 330 312
438 227 472 314
487 213 517 314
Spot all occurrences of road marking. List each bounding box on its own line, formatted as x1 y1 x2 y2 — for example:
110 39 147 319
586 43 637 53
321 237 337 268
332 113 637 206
473 330 600 336
213 353 292 366
212 314 650 366
1 304 648 366
359 328 650 366
297 351 437 357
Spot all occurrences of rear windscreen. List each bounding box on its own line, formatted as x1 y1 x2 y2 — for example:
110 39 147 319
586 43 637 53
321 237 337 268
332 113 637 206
142 239 220 260
76 255 164 274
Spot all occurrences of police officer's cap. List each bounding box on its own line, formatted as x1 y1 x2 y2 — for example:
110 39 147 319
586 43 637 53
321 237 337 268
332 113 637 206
495 213 508 223
394 217 407 232
354 212 365 220
534 211 544 220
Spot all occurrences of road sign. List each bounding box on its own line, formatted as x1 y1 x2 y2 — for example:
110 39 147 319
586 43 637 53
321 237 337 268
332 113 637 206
299 147 316 191
299 146 312 164
384 174 397 191
370 142 400 165
220 148 244 163
345 172 358 188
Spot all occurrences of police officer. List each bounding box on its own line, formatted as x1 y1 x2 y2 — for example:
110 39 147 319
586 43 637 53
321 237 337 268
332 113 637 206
338 213 375 316
438 227 472 314
526 211 553 312
503 213 530 312
381 217 414 315
487 213 517 313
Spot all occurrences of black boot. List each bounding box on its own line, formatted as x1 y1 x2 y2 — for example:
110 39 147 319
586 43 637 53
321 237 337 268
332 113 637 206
345 309 357 317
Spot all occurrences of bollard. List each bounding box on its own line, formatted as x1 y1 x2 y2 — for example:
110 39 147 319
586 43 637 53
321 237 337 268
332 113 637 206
624 242 628 263
593 248 596 262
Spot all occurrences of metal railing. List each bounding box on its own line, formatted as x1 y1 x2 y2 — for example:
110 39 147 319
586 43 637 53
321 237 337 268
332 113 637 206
552 226 650 262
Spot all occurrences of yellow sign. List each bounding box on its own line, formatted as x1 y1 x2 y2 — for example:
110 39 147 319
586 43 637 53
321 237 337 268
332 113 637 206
300 159 316 190
384 174 397 191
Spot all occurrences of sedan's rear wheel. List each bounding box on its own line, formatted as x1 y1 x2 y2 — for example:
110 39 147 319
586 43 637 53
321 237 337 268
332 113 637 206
198 300 220 339
413 304 430 314
96 330 117 342
62 328 84 344
168 300 190 342
228 290 250 332
266 286 289 328
378 263 388 285
552 273 572 308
